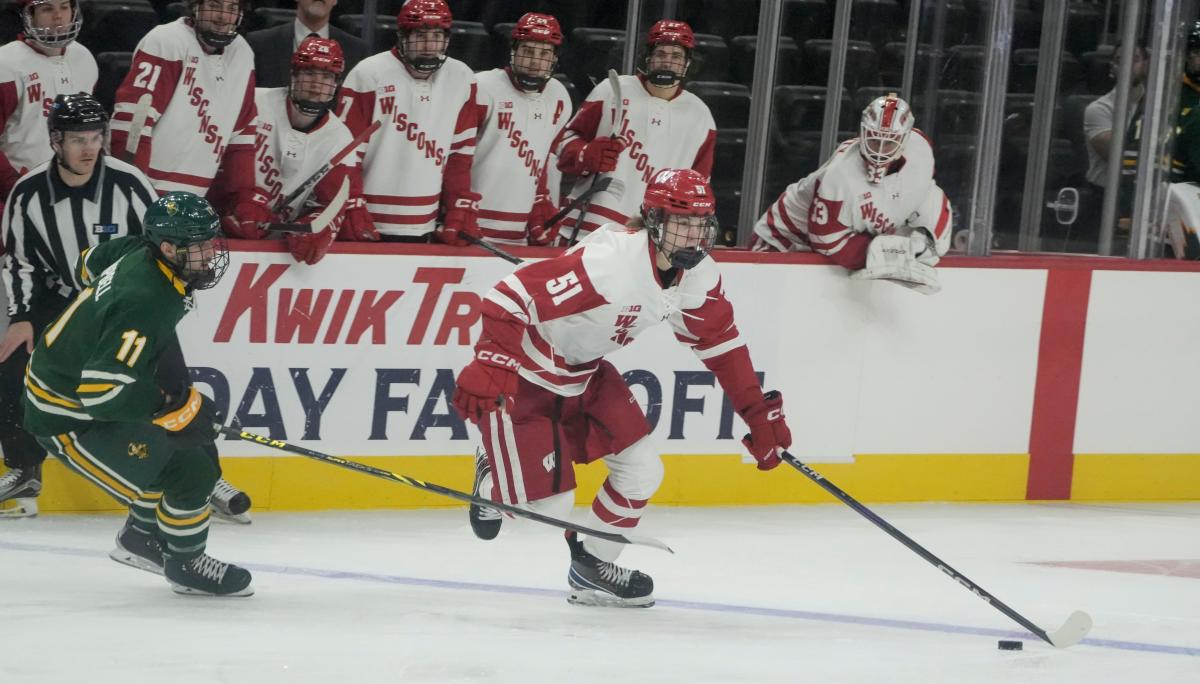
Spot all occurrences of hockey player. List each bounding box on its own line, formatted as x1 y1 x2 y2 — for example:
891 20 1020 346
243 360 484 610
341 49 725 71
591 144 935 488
752 94 952 294
551 19 715 242
454 169 792 608
220 36 376 265
470 13 572 246
21 191 252 595
109 0 258 203
337 0 482 244
0 0 97 206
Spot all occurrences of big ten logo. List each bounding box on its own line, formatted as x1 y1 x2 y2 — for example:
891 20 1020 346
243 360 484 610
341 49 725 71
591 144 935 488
213 263 482 346
613 117 658 183
378 96 445 165
254 129 282 200
182 66 226 157
495 111 543 180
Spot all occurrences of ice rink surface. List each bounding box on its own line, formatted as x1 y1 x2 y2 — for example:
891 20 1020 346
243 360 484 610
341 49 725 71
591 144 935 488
2 502 1197 683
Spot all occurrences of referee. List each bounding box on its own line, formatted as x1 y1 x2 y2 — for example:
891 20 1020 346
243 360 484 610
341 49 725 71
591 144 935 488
0 93 156 517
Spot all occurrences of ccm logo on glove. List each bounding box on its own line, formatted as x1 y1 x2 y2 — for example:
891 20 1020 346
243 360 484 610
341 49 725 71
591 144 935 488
454 197 479 211
478 350 519 369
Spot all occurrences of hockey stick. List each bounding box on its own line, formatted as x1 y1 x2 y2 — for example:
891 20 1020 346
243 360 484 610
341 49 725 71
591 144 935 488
770 421 1092 647
463 234 523 265
543 176 617 229
275 120 381 221
219 425 674 554
264 176 351 234
567 69 624 246
122 93 152 163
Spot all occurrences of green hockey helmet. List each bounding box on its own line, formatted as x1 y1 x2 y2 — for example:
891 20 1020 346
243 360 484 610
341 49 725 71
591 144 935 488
142 192 229 290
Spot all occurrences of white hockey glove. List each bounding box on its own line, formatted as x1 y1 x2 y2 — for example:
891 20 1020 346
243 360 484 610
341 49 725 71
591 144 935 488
850 232 942 295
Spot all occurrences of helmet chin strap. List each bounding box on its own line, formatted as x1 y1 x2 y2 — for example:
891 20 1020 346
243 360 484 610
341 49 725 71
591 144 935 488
643 68 684 88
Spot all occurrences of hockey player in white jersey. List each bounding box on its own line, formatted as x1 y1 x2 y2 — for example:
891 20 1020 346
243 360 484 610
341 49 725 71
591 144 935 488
218 37 376 265
752 94 953 293
470 13 572 246
0 0 97 208
453 169 792 607
109 0 257 201
551 19 715 242
337 0 482 244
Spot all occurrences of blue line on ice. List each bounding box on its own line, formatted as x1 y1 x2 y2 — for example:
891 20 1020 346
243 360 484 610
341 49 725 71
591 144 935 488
3 538 1196 658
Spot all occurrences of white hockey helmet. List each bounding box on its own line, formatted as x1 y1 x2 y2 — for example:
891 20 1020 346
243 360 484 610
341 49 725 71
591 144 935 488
860 93 913 179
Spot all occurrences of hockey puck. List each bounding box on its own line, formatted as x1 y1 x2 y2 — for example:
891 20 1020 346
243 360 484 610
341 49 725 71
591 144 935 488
997 640 1023 650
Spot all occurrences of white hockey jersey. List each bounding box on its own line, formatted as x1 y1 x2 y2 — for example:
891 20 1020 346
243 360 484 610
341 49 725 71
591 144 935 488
552 75 715 240
752 132 952 269
248 87 357 216
0 39 97 199
338 50 479 237
484 224 745 396
110 18 257 197
471 68 571 245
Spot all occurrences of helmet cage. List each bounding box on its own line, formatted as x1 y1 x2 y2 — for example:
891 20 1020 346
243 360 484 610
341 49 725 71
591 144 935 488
20 0 82 49
859 95 913 173
397 27 450 74
188 0 244 49
644 208 717 270
509 40 559 91
171 237 230 290
289 69 340 117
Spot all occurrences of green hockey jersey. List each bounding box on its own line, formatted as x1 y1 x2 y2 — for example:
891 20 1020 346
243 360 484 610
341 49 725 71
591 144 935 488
23 236 194 437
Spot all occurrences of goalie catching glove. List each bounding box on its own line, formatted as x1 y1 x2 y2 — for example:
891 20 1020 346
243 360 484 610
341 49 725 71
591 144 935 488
850 229 942 294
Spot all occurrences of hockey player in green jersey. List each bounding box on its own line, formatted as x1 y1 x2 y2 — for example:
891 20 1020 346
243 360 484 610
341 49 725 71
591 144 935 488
22 191 252 597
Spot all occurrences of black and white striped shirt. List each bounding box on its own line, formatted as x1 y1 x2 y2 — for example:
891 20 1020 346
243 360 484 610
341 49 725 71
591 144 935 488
2 155 157 322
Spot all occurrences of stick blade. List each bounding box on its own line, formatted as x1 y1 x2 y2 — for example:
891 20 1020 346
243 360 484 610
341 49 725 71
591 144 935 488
622 533 675 554
1046 610 1093 648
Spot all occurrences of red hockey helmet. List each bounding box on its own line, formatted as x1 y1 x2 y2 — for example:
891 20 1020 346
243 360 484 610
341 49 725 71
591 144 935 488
291 36 345 76
642 169 717 270
511 12 563 47
646 19 695 49
396 0 452 31
643 168 715 216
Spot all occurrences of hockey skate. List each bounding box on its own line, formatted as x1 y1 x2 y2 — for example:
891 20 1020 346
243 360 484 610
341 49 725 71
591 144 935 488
164 553 254 597
108 522 165 575
565 531 655 608
468 448 502 540
209 478 252 524
0 464 42 519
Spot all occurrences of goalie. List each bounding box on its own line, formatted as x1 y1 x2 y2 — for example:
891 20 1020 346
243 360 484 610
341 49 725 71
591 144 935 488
752 94 953 294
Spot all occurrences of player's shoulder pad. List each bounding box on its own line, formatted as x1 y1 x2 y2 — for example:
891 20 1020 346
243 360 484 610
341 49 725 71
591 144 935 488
544 77 571 106
440 56 477 82
136 19 192 59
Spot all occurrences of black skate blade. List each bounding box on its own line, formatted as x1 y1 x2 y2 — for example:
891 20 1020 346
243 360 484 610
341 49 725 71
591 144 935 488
168 581 255 598
109 548 165 576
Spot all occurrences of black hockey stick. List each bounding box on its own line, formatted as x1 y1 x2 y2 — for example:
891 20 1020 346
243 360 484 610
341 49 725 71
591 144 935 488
568 69 624 246
263 177 351 234
768 413 1091 647
219 426 674 553
543 176 615 229
274 120 381 221
463 234 523 265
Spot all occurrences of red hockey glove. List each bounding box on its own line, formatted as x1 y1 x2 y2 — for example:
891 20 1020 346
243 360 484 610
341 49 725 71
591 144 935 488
526 194 560 246
453 347 520 424
436 192 482 246
740 390 791 471
287 226 337 265
221 192 275 239
337 197 379 242
578 137 623 174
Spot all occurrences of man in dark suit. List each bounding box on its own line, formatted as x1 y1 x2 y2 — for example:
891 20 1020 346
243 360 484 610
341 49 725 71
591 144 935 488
245 0 369 89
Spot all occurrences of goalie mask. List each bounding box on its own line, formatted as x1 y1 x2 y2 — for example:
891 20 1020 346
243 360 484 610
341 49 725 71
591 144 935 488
396 0 452 75
639 20 694 88
142 192 230 290
509 13 562 92
642 168 717 270
290 37 344 117
187 0 246 50
19 0 82 50
859 93 913 184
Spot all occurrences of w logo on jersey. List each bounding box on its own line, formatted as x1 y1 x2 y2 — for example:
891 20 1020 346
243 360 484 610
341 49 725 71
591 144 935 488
26 82 42 104
610 313 638 347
